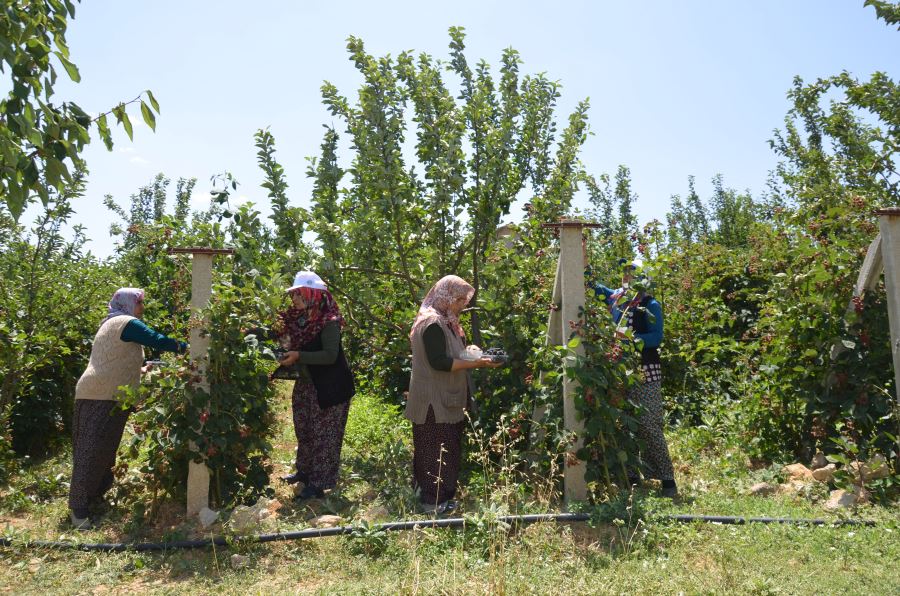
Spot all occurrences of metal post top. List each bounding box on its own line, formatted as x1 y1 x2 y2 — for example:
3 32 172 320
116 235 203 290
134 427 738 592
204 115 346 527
167 247 236 255
874 207 900 217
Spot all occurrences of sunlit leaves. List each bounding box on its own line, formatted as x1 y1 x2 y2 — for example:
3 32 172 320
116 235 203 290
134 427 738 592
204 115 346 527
0 1 161 219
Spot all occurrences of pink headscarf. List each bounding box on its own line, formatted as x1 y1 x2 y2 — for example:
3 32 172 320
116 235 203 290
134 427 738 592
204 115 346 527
410 275 475 339
104 288 144 323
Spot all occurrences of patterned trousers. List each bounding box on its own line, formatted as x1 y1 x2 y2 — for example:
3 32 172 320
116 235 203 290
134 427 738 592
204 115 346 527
291 380 351 489
628 381 675 481
411 405 464 505
68 399 130 513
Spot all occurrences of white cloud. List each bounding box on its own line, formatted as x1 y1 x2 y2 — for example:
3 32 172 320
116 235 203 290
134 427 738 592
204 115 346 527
129 156 150 165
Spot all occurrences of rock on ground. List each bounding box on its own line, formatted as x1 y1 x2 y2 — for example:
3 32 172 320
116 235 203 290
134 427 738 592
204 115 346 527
230 554 249 569
198 507 219 529
824 488 868 511
810 452 828 470
362 505 392 522
749 482 776 497
229 498 278 533
811 464 836 483
778 479 810 495
308 514 344 528
784 463 813 480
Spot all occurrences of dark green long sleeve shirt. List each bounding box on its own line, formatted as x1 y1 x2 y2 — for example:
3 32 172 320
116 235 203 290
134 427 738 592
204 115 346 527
120 319 187 353
298 321 341 365
423 322 453 372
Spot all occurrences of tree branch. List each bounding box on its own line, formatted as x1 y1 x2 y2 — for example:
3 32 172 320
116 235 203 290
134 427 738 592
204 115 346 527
338 266 424 290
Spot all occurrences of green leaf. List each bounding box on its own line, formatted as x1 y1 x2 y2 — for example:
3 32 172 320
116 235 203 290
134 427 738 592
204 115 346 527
145 89 160 113
53 51 80 82
5 182 27 220
120 111 133 140
44 157 69 188
567 336 581 349
140 101 156 131
97 113 113 150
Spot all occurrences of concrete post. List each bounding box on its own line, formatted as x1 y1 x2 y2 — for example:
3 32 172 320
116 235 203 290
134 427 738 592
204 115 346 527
538 220 602 504
186 253 213 517
558 223 587 503
876 209 900 405
168 248 234 518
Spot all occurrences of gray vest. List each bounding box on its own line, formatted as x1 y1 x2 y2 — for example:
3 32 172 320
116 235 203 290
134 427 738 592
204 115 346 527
405 316 472 424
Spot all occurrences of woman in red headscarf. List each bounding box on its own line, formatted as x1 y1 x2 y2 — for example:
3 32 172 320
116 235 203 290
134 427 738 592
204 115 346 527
406 275 501 514
276 271 355 500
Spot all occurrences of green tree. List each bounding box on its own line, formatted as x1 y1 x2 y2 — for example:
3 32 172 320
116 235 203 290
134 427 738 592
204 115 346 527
0 170 118 462
291 28 591 391
255 128 308 268
0 0 160 219
865 0 900 28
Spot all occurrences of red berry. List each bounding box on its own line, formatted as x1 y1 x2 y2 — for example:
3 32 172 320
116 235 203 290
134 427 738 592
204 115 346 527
860 329 871 348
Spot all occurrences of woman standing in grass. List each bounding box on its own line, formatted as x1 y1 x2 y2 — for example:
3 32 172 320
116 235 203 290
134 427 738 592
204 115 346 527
276 271 355 501
406 275 502 514
69 288 187 529
587 258 677 498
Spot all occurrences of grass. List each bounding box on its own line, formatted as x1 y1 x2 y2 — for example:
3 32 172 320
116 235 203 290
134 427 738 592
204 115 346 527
1 385 898 594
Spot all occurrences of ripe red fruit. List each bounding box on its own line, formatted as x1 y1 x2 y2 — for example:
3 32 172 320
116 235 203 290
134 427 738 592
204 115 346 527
860 329 871 348
199 410 210 424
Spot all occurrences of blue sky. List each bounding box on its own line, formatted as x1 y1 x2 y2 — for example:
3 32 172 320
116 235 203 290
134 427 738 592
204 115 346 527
32 0 900 257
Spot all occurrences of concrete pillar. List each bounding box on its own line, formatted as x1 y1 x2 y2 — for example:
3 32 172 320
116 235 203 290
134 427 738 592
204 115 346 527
876 209 900 405
186 253 213 517
558 223 587 503
537 219 601 503
168 247 234 518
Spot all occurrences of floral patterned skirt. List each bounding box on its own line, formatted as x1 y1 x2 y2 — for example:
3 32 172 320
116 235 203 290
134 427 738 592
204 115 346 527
291 380 350 490
411 405 464 505
627 380 675 481
68 399 130 513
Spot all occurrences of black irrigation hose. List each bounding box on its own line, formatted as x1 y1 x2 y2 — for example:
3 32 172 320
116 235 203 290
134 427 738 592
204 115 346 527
0 512 878 553
662 514 876 527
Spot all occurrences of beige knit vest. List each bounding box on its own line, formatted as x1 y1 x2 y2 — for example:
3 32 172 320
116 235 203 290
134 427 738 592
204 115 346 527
75 315 144 401
405 316 472 424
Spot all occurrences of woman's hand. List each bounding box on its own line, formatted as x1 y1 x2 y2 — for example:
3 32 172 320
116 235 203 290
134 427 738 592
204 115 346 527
451 356 503 372
279 351 300 366
476 356 503 369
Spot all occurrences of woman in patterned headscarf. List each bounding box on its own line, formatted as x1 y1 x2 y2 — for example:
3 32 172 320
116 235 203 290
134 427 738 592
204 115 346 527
276 271 355 500
68 288 187 529
406 275 502 515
